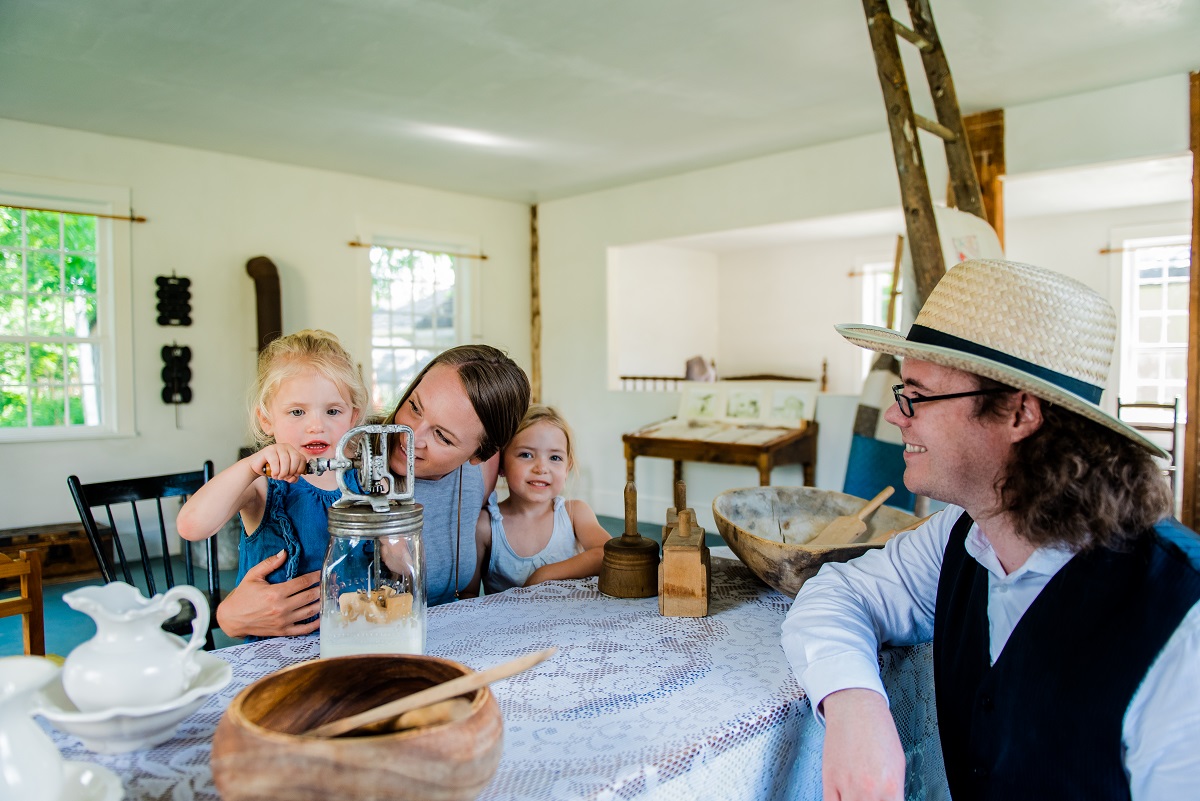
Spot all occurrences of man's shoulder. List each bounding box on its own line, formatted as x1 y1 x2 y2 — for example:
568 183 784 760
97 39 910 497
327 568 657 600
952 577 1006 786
1150 517 1200 574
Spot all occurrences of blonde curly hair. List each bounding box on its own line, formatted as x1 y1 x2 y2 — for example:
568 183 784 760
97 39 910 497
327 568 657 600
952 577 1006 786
249 329 369 446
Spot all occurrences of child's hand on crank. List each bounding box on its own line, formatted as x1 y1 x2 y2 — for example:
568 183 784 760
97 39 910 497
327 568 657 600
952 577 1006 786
252 444 310 482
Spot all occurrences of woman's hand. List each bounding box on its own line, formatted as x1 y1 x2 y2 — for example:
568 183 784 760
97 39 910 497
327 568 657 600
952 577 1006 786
215 550 321 638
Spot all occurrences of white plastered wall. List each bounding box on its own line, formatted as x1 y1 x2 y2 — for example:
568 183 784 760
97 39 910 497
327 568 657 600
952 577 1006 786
607 244 719 384
0 118 530 529
539 74 1191 532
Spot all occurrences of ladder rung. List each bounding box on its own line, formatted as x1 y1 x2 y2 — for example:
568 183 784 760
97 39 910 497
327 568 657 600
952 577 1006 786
913 113 957 142
891 18 932 51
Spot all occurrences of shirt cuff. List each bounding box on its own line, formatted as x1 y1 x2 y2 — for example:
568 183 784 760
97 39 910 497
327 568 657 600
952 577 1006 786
801 653 889 724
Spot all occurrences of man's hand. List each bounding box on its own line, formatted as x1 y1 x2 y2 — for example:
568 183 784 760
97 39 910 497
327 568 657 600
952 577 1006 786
820 688 906 801
215 550 321 638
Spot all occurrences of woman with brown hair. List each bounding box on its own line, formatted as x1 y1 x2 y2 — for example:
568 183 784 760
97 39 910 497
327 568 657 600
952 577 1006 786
216 344 530 639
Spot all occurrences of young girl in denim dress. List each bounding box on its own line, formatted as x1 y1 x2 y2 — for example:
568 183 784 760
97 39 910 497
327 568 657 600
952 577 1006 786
178 329 368 626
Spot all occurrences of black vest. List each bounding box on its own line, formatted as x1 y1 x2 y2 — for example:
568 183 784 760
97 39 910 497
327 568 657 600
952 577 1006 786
933 513 1200 801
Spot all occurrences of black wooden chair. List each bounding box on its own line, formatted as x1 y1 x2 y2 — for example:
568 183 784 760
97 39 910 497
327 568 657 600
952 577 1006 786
67 462 222 650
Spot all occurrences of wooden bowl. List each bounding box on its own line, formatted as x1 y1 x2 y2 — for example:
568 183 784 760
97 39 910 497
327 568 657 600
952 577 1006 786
712 486 920 597
211 654 502 801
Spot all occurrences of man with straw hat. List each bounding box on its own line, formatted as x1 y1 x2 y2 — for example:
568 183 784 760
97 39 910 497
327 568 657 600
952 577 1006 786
782 259 1200 800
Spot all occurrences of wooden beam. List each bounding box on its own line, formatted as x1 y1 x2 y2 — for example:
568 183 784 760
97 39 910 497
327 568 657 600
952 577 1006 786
962 109 1005 248
1182 72 1200 528
529 204 542 404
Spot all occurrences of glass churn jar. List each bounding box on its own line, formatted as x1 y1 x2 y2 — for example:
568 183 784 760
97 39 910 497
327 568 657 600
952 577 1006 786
318 424 427 658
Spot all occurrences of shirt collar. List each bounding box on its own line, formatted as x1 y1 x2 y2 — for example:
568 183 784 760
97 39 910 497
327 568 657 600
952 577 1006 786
964 521 1075 581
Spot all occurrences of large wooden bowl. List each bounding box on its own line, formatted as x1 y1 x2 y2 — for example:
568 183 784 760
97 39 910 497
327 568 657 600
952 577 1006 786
713 486 920 597
211 654 502 801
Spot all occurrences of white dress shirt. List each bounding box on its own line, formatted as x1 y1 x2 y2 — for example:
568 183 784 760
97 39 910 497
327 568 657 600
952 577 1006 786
780 506 1200 801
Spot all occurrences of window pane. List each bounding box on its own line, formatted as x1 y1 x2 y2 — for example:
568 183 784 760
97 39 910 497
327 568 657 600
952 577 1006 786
69 383 102 426
1167 282 1188 311
1135 385 1160 403
369 247 458 400
0 197 113 436
1167 315 1187 344
65 254 96 292
0 293 26 334
63 214 97 253
1166 352 1187 381
1137 317 1161 344
30 385 65 426
66 384 99 425
0 388 27 426
0 250 20 293
0 208 19 247
27 294 64 335
67 294 98 337
24 211 60 250
1136 353 1160 380
0 342 27 384
65 342 101 383
1138 283 1163 311
29 341 65 383
28 251 62 293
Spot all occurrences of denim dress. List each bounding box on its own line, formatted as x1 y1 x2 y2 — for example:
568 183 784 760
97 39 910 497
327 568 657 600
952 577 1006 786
235 477 342 587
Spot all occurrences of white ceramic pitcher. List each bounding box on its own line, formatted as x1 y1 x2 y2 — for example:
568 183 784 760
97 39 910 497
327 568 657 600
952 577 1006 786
0 656 65 801
62 582 210 712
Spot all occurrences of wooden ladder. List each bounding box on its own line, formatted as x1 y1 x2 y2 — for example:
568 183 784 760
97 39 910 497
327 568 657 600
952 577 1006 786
861 0 986 306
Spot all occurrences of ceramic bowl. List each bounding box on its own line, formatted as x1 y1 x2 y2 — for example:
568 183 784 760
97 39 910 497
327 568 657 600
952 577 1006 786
713 486 921 597
36 650 232 753
211 654 503 801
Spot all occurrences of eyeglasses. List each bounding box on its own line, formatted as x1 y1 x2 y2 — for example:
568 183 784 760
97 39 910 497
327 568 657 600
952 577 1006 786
890 384 1016 418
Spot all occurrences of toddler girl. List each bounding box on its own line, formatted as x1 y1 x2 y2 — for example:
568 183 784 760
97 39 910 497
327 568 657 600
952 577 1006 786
472 405 611 593
178 329 369 592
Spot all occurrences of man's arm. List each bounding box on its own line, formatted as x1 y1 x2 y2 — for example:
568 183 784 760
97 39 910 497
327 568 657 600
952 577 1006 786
1123 600 1200 800
781 508 955 799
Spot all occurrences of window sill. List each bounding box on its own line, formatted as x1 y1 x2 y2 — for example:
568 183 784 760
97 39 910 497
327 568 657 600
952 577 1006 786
0 426 137 445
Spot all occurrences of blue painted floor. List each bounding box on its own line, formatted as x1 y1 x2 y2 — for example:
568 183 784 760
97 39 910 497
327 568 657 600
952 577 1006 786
1 515 722 658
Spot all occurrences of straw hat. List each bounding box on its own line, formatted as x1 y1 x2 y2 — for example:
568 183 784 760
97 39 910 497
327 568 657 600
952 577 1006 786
836 258 1167 458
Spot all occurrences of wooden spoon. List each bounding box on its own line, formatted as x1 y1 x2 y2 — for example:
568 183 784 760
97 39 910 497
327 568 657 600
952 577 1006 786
307 647 556 738
806 486 895 547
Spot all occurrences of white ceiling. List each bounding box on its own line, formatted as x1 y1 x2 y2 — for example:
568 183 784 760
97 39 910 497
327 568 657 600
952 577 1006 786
1 0 1197 203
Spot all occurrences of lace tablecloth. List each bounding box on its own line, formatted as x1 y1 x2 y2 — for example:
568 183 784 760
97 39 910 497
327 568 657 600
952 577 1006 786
45 558 947 801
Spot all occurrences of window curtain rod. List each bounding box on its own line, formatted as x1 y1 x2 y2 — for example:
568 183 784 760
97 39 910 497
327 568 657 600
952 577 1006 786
1100 241 1189 255
347 238 487 260
1 202 147 223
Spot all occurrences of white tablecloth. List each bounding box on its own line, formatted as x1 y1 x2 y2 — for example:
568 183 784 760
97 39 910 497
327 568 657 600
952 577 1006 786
44 557 947 801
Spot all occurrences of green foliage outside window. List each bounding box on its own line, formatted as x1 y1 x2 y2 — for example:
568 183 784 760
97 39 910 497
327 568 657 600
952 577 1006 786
0 205 102 429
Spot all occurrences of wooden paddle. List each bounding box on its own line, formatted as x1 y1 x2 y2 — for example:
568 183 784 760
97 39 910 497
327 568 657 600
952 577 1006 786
806 486 895 547
307 647 557 738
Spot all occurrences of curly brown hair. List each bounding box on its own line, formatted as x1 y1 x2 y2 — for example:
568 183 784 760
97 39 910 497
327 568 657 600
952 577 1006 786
974 378 1172 551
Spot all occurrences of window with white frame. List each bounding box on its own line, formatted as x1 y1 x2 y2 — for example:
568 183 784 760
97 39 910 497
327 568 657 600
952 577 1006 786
1120 234 1190 411
0 176 133 440
368 245 460 410
859 260 899 380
